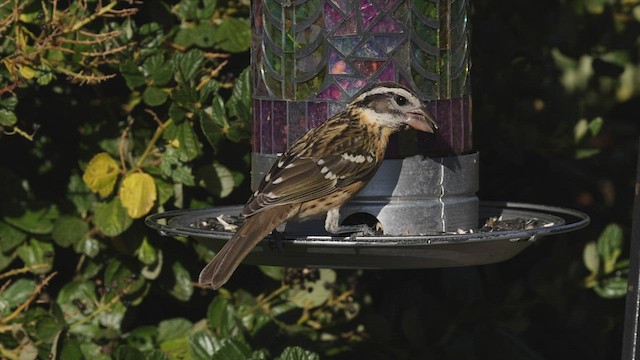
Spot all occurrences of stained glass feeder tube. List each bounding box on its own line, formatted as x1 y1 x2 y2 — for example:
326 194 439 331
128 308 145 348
251 0 477 233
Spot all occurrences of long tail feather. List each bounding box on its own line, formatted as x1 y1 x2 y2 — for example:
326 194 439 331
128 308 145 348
198 206 292 289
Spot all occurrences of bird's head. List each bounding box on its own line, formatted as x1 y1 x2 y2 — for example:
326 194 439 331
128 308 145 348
350 82 438 134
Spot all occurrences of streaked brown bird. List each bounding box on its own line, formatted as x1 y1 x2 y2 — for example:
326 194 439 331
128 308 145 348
199 82 437 289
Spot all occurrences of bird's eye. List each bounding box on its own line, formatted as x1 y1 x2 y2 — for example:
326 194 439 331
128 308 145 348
394 95 407 106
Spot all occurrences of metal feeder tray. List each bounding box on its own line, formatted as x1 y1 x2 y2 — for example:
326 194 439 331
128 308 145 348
145 202 590 269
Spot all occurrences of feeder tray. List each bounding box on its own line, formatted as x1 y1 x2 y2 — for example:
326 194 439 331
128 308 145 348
145 202 589 269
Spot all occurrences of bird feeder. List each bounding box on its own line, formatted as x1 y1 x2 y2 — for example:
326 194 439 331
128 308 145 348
147 0 589 270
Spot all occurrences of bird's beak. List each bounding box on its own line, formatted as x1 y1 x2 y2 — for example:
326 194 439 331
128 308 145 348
405 107 438 133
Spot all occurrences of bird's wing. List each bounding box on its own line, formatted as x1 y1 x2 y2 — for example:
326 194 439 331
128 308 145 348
241 120 378 217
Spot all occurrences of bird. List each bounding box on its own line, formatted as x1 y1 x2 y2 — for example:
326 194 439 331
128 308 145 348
198 82 437 289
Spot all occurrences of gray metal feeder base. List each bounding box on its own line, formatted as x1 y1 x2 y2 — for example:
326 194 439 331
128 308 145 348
251 152 479 234
145 202 590 269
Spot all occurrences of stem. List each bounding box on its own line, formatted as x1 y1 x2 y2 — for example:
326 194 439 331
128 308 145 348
69 0 120 32
135 118 173 170
1 272 57 324
0 264 49 281
240 285 290 317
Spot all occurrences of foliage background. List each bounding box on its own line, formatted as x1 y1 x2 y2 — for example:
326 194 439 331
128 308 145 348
0 0 639 359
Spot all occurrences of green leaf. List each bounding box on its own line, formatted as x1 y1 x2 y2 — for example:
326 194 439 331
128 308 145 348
67 174 93 217
56 280 97 325
174 49 204 83
59 338 84 360
0 220 27 252
277 347 321 360
197 162 236 198
200 96 226 151
17 238 54 274
207 296 239 338
80 342 111 360
114 345 145 360
157 318 193 343
142 54 173 86
142 86 169 107
120 60 146 90
597 223 624 273
583 241 599 274
212 18 251 53
288 269 336 308
211 338 253 360
35 315 65 344
136 237 157 265
74 237 102 258
126 326 158 353
588 117 604 136
52 216 88 248
258 266 284 281
594 277 628 299
93 198 133 237
4 205 59 235
227 68 251 121
163 121 202 161
0 109 17 126
160 148 196 186
104 258 146 303
0 278 36 315
155 177 174 206
189 332 216 359
165 261 194 302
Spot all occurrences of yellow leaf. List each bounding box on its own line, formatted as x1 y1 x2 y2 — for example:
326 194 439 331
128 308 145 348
82 152 120 198
119 172 157 219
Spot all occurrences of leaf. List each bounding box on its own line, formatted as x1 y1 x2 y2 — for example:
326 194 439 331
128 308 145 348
200 96 226 151
277 347 320 360
0 220 27 252
583 241 599 274
174 49 204 83
163 121 202 161
226 68 251 121
114 345 145 360
288 269 336 308
594 277 628 299
83 152 120 198
0 109 17 126
136 237 157 265
93 198 133 237
52 216 88 248
120 60 146 90
197 162 236 198
142 54 173 86
74 237 102 258
189 332 216 359
142 86 169 107
597 223 624 273
588 117 603 136
67 174 93 217
157 318 193 343
104 258 147 303
17 238 54 274
126 326 158 353
4 205 58 235
119 172 157 219
56 280 97 325
212 18 251 53
211 338 253 360
0 279 36 315
35 315 64 344
155 177 174 206
165 261 194 302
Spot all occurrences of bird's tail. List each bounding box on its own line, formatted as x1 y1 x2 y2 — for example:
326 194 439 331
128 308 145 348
198 206 292 289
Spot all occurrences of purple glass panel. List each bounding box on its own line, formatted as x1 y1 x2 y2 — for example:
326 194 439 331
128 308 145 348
330 0 349 13
353 60 385 77
329 50 354 74
288 102 308 146
336 77 367 96
272 101 288 154
352 39 385 58
317 84 344 100
329 37 361 56
377 61 395 81
323 2 344 31
370 15 402 33
334 14 358 36
260 100 273 154
360 0 379 29
307 102 329 128
253 99 261 152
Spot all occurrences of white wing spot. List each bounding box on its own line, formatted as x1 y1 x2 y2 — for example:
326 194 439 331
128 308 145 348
265 192 277 198
320 166 329 174
324 171 337 180
285 163 295 169
264 173 271 181
317 159 325 165
253 190 259 196
342 153 366 163
272 177 284 184
277 159 285 167
366 156 374 163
